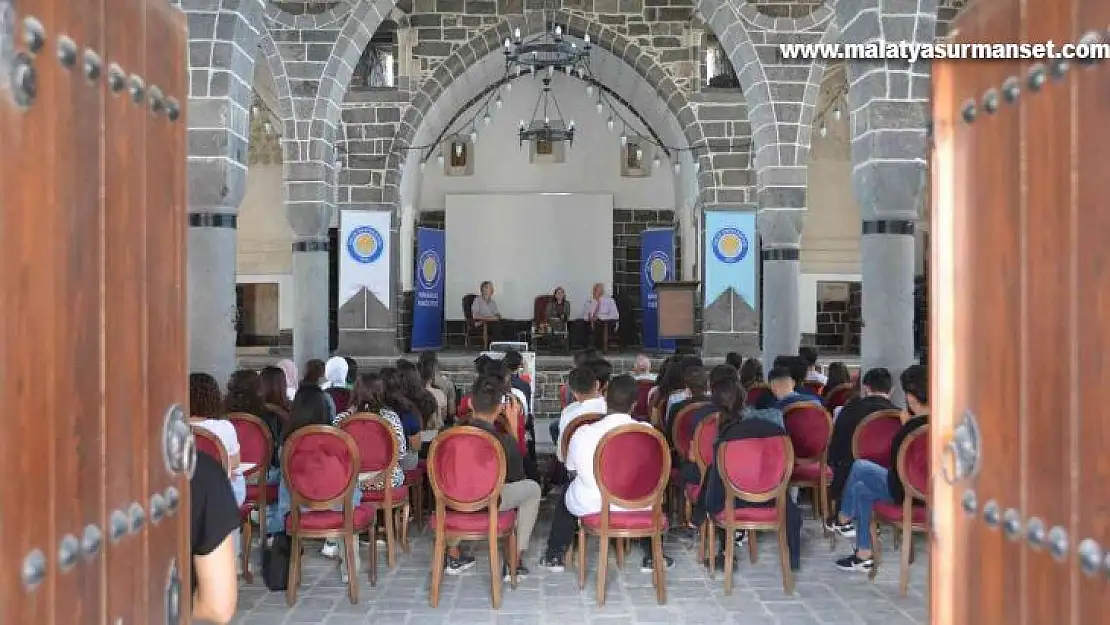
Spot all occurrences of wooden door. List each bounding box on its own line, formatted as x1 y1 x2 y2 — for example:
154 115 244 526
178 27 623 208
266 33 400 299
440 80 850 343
931 0 1110 623
0 1 192 624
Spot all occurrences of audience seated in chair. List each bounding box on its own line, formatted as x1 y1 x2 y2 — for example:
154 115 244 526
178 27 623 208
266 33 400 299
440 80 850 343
799 346 827 386
828 365 930 573
323 357 353 414
664 362 710 436
631 353 656 382
551 365 608 461
738 357 765 391
471 280 505 342
769 360 821 410
539 375 675 573
692 387 803 573
825 368 898 522
441 374 543 579
536 287 571 350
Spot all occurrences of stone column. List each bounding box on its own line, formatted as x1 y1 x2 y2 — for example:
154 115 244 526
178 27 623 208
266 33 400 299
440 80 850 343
188 206 239 388
336 203 399 356
757 176 807 369
702 203 760 356
286 162 334 366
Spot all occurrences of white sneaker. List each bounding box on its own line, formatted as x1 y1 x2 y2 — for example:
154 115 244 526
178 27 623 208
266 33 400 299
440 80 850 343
320 541 340 558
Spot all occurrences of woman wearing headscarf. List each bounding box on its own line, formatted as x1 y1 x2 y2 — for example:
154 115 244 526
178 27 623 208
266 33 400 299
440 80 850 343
276 359 298 402
322 356 352 414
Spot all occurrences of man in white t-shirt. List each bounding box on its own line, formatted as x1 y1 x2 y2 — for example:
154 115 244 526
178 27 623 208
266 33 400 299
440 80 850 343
554 365 607 462
540 375 674 573
800 346 828 385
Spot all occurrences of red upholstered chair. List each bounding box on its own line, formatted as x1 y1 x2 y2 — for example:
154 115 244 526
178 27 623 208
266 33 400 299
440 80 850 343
559 413 605 462
229 412 274 583
576 425 670 606
339 413 410 569
783 402 834 526
707 436 796 596
282 426 378 606
192 426 228 468
823 383 856 411
870 426 929 596
457 394 473 419
852 410 905 468
559 383 572 409
631 380 654 421
745 384 773 407
688 412 721 560
427 426 518 609
669 401 708 525
802 381 824 396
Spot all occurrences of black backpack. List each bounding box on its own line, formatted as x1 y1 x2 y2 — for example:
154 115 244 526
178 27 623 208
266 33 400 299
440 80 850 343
262 532 292 591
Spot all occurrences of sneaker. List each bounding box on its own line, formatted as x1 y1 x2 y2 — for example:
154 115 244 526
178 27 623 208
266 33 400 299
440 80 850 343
320 541 340 559
734 530 748 546
835 553 874 573
443 554 476 575
539 552 565 573
825 518 856 538
502 561 530 581
640 555 676 573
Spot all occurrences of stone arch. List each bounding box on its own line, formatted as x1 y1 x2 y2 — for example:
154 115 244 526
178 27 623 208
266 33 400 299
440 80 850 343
257 27 295 122
263 0 353 31
380 10 711 206
700 0 834 172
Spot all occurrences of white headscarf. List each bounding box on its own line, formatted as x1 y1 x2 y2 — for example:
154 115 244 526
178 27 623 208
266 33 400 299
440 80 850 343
323 357 349 390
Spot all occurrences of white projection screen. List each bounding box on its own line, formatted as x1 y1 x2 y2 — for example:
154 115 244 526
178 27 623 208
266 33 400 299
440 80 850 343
444 193 614 321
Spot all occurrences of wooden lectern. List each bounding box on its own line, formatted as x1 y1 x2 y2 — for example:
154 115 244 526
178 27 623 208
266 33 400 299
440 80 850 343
655 281 699 338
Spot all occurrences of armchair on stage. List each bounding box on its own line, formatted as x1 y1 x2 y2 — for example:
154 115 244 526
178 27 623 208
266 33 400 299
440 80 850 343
531 295 570 352
462 294 488 348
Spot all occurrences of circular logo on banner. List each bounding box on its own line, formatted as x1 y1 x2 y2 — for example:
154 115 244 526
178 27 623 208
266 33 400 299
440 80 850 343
417 249 442 291
346 225 384 264
712 227 749 264
644 251 670 288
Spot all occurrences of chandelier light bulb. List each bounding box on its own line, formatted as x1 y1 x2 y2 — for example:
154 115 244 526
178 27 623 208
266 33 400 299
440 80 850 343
586 84 594 97
454 143 463 157
620 133 628 146
819 124 827 137
470 129 478 143
568 119 575 129
514 27 522 40
833 107 842 121
544 115 550 125
596 101 603 114
548 65 554 78
335 158 342 170
674 162 681 174
519 120 526 130
251 105 259 116
420 160 426 171
635 147 643 161
693 160 700 172
484 112 492 126
263 121 272 134
437 153 445 166
555 25 562 37
585 34 591 45
607 117 614 131
652 154 661 169
504 38 511 51
495 96 503 109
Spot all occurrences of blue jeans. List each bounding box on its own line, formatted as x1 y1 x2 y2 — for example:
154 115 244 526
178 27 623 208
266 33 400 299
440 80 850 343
267 479 363 536
838 460 893 550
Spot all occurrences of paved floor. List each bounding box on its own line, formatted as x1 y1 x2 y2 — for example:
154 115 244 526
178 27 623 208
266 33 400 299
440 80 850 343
230 502 927 625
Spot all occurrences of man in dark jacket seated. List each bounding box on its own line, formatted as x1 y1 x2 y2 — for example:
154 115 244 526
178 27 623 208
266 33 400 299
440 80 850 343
828 365 930 573
692 391 802 572
824 367 898 527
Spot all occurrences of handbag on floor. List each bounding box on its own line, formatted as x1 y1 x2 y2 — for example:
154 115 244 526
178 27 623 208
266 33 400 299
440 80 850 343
262 532 292 591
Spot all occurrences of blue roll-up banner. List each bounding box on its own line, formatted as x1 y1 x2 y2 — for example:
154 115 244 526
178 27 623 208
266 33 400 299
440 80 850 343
411 228 446 351
704 211 758 315
640 227 676 352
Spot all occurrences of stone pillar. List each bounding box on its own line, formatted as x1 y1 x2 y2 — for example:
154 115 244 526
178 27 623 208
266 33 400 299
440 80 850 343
702 203 760 356
336 203 399 356
187 209 239 388
756 177 806 368
285 162 334 366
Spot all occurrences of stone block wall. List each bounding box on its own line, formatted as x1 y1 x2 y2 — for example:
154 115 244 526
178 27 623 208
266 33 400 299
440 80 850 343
809 281 861 354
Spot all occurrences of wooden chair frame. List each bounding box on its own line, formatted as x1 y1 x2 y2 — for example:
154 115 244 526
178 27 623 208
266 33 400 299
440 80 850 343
688 412 721 560
744 384 772 406
532 294 569 352
831 409 905 551
782 402 834 528
339 413 411 569
669 401 709 525
869 425 929 596
463 293 488 349
822 383 856 410
576 425 671 606
706 436 796 596
191 426 228 469
228 412 274 583
427 426 518 609
281 426 377 606
558 412 605 463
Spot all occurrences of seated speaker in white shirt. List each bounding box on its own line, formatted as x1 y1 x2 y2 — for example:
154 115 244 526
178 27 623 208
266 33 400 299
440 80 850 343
576 283 620 350
538 375 674 573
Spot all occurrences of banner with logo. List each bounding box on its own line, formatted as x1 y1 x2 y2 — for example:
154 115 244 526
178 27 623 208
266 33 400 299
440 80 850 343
339 210 392 308
640 228 676 351
704 211 757 311
411 227 445 351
